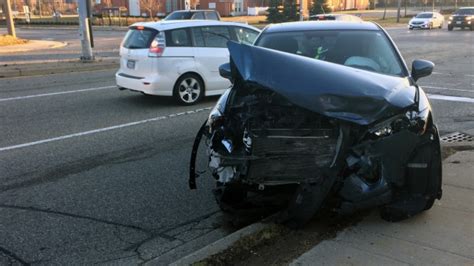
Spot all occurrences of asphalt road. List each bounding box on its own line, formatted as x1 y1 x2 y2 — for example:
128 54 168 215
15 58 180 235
0 26 473 264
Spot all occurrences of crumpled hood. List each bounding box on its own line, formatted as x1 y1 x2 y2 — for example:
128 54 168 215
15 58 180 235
228 42 416 125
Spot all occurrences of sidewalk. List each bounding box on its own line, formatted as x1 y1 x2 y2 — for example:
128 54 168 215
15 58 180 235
291 150 474 265
0 40 66 54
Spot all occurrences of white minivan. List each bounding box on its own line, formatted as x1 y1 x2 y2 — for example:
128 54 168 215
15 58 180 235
116 20 260 104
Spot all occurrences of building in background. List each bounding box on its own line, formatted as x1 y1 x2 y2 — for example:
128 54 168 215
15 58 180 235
93 0 199 16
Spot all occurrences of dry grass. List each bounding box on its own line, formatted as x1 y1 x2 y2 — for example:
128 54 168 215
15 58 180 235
0 34 28 46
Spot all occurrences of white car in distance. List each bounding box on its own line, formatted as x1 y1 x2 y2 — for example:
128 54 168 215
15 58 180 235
408 12 445 30
116 20 260 105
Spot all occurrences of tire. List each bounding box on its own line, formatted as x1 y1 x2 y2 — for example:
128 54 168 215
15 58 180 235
448 25 453 31
439 23 442 29
173 74 204 105
471 25 473 31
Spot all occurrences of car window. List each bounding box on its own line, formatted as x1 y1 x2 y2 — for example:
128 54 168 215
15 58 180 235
195 26 231 47
205 11 219 20
233 27 259 44
256 30 404 76
165 28 191 47
193 12 205 19
122 27 157 49
192 27 205 47
164 11 193 20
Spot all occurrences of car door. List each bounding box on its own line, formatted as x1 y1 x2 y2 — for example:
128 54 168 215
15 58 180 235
191 26 231 94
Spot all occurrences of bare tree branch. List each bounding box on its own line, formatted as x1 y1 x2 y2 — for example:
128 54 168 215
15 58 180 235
139 0 160 20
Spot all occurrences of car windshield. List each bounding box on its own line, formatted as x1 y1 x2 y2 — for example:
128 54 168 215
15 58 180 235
455 8 474 15
164 12 194 20
255 30 404 76
416 13 433 18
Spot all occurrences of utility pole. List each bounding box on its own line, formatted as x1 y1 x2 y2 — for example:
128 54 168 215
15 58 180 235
78 0 94 61
396 0 401 23
4 0 17 38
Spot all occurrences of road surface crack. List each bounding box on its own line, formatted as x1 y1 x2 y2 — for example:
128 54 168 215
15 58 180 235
0 246 30 265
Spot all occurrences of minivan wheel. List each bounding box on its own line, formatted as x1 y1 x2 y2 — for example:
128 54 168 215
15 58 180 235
173 74 204 105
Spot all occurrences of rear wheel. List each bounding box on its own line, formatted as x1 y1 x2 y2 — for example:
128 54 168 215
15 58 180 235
173 74 204 105
448 25 453 31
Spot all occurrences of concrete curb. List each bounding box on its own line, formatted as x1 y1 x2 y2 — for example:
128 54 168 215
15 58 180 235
169 222 270 266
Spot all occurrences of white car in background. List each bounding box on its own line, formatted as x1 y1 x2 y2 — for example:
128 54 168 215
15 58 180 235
408 12 444 30
116 20 260 105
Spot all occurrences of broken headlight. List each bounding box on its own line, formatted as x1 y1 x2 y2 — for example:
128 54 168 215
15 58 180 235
207 89 231 132
406 107 429 134
406 88 431 135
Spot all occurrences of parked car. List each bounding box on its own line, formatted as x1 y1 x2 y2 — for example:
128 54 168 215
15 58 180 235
190 21 442 227
163 10 221 21
447 7 474 31
408 12 444 30
115 20 260 104
309 14 363 22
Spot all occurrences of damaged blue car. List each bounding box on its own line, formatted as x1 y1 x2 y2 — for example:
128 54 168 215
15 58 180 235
190 21 442 227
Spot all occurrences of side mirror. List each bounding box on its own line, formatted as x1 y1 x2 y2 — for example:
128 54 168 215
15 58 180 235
219 63 232 81
411 59 434 81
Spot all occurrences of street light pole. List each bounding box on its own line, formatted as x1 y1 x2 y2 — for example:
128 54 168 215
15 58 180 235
4 0 17 38
78 0 94 61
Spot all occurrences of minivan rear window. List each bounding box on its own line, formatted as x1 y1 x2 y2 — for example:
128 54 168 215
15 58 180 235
122 27 158 49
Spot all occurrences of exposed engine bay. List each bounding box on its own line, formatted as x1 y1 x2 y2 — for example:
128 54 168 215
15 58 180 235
189 42 442 227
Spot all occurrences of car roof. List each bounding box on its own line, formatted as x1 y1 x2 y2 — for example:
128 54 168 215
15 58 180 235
131 20 259 31
263 21 380 33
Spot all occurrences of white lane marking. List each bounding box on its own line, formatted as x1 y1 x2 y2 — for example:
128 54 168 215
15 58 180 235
0 107 212 152
0 86 116 102
422 85 474 93
428 94 474 103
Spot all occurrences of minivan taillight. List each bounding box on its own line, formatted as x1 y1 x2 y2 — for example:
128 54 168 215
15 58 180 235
149 32 165 57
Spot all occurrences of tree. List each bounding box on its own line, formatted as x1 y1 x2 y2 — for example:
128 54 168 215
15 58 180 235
283 0 299 21
311 0 330 15
267 0 285 23
140 0 160 20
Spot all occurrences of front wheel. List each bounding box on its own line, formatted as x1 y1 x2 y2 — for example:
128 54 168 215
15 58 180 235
173 74 204 105
448 25 453 31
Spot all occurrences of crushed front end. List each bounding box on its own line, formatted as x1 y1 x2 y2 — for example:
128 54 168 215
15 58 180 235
189 43 442 227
